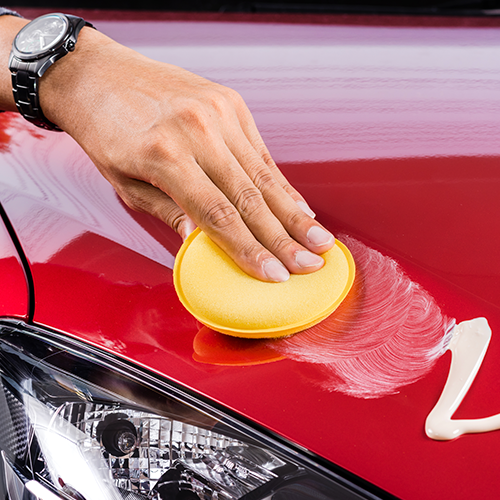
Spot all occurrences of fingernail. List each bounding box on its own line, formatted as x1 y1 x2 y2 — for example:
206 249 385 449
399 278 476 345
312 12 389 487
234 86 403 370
263 259 290 282
297 200 316 219
295 250 324 268
307 226 334 246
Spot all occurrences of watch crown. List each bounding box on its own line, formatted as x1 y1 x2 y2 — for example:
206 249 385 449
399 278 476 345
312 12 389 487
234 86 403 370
66 40 76 52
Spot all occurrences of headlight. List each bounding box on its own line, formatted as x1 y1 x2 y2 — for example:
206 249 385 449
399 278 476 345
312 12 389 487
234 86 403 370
0 319 384 500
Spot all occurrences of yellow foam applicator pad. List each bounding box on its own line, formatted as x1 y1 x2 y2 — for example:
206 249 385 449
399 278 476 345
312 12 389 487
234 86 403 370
174 228 355 339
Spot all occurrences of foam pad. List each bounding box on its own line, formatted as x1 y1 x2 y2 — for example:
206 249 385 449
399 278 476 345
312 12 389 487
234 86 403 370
174 228 355 338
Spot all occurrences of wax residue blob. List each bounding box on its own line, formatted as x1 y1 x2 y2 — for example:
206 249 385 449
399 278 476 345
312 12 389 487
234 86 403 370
426 317 500 441
267 235 455 399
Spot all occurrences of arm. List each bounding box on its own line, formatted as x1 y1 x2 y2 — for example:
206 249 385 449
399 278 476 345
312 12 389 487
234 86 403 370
0 13 335 282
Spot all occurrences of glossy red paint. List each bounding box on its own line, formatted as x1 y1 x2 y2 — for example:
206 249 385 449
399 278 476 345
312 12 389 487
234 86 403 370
2 13 500 499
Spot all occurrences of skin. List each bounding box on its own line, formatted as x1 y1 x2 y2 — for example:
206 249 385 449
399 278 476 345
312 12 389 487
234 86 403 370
0 14 335 282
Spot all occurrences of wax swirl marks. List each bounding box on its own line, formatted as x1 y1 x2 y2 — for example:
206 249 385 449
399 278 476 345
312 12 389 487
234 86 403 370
268 236 454 398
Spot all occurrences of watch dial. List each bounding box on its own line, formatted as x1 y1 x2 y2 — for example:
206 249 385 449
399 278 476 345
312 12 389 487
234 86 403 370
15 15 68 56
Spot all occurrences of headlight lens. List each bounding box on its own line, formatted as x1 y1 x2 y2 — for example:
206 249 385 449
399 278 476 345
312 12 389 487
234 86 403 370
0 320 381 500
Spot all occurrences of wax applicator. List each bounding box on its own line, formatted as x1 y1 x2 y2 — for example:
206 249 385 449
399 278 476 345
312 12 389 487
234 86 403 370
174 228 355 339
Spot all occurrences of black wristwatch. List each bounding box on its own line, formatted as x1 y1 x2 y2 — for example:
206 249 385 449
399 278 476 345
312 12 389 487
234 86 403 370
8 13 94 131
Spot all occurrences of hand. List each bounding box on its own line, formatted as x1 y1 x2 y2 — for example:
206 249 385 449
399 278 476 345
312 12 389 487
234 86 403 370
39 27 335 282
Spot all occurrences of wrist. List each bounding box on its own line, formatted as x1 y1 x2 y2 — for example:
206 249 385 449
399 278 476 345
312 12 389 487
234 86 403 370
38 26 117 134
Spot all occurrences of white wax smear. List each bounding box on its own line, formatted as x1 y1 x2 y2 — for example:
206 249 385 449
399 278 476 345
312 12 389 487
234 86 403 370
268 235 454 398
426 318 500 440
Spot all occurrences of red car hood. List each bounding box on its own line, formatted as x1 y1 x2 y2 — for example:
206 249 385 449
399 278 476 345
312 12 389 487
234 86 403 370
1 11 500 499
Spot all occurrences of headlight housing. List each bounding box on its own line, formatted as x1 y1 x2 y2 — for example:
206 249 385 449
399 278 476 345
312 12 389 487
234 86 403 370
0 319 385 500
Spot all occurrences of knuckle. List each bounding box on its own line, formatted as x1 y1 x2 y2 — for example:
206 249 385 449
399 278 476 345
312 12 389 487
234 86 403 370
203 201 240 229
204 87 245 119
206 89 229 114
142 131 179 163
261 151 277 169
252 169 278 192
138 141 184 190
286 207 307 227
225 87 245 108
282 183 296 197
240 242 266 266
269 232 295 255
116 186 148 214
169 212 186 234
233 186 265 217
214 86 250 120
176 99 211 130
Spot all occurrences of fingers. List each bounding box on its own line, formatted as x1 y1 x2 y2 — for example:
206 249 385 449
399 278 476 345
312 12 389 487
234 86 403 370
207 116 334 251
180 185 295 283
198 153 330 276
122 158 294 282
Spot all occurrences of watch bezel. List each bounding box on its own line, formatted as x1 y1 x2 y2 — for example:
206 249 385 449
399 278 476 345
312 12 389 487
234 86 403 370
12 13 70 61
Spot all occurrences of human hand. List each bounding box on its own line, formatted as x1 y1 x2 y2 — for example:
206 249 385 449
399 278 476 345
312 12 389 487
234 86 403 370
40 28 335 282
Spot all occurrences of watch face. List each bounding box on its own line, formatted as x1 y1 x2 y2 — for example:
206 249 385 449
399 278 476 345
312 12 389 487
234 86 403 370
15 14 68 56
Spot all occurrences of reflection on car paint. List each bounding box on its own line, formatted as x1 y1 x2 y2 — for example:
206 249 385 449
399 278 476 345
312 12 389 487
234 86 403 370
114 22 500 164
0 113 175 268
193 326 286 366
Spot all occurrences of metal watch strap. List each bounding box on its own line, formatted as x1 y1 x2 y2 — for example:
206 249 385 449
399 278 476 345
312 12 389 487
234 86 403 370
10 58 60 131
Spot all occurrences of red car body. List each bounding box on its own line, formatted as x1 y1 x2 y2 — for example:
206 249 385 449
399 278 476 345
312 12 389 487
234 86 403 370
1 8 500 499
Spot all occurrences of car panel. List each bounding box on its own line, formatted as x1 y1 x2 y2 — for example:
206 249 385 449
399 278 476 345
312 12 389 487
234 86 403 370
1 11 500 499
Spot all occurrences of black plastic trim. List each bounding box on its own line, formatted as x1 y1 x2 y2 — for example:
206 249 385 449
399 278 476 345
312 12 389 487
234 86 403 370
0 204 35 322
